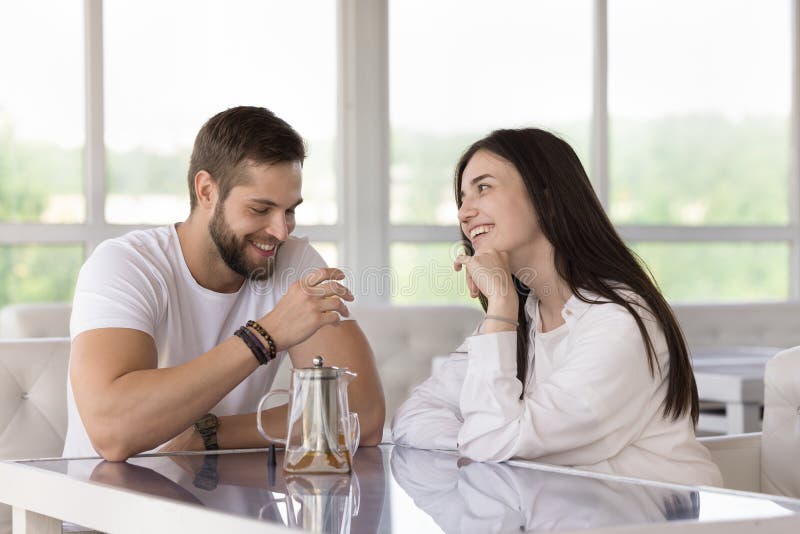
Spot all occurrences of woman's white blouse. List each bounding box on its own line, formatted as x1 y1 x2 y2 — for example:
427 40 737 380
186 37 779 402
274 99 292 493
391 291 723 487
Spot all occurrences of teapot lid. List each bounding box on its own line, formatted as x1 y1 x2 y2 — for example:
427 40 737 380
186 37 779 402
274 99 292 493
293 355 353 379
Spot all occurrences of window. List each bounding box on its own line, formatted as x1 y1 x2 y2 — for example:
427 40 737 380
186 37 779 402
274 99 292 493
609 0 792 301
391 243 475 305
0 1 84 225
1 0 798 308
389 0 591 304
630 242 790 302
0 1 337 308
104 0 337 226
609 1 790 226
0 245 84 305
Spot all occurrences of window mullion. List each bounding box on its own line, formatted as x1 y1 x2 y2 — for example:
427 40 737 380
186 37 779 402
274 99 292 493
337 0 390 303
84 0 106 254
790 0 800 299
592 0 609 209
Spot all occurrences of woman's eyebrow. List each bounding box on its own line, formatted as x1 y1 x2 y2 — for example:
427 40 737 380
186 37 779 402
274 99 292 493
460 174 493 199
469 174 492 186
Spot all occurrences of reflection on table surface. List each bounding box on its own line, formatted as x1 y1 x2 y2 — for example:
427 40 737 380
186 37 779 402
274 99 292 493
391 446 701 533
6 444 800 534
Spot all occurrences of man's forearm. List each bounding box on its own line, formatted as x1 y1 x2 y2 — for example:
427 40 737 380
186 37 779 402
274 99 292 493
74 334 259 461
217 406 288 450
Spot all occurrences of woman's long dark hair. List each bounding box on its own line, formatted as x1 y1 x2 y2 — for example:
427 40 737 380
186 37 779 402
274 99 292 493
454 128 698 425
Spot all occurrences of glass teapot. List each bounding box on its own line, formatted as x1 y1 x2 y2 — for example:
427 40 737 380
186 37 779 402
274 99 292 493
257 355 360 473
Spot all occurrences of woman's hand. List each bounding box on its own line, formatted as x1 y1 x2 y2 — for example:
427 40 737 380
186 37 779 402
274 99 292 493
454 249 518 318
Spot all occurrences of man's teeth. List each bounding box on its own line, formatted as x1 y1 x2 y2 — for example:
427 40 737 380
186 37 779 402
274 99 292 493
469 225 493 239
252 241 276 252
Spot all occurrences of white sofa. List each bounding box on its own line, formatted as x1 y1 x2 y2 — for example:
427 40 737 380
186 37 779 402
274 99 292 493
671 301 800 348
699 346 800 497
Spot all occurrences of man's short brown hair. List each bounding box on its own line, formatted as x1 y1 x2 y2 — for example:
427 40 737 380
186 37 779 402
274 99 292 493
187 106 306 210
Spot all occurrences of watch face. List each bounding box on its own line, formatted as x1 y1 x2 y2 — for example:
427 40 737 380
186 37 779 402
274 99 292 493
196 414 218 433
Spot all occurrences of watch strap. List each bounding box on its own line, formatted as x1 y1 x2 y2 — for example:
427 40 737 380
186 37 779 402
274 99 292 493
194 413 220 451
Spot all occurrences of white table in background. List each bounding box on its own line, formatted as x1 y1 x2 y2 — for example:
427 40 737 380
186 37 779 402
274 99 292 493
693 347 780 435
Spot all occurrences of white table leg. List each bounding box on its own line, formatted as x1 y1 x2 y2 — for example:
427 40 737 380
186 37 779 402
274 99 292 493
726 402 762 434
12 507 61 534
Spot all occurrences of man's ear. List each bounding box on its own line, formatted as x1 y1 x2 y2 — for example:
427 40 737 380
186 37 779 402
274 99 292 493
194 171 218 210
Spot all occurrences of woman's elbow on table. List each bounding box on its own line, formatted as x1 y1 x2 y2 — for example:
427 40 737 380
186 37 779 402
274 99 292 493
457 423 518 463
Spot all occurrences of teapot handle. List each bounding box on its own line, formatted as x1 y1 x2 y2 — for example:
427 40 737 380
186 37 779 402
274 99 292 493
346 412 360 457
257 389 289 445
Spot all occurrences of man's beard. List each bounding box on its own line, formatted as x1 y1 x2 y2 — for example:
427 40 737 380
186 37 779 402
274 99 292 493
208 203 278 281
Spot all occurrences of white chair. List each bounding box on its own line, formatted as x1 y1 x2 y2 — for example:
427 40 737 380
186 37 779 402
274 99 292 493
0 302 72 338
0 338 71 460
0 338 71 534
699 346 800 497
672 302 800 435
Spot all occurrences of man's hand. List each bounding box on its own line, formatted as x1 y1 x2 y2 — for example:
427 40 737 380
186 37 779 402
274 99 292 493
259 267 354 352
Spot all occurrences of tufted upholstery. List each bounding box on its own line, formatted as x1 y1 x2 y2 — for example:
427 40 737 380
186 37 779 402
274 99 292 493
0 338 70 460
0 302 71 339
760 346 800 496
700 345 800 497
273 304 484 421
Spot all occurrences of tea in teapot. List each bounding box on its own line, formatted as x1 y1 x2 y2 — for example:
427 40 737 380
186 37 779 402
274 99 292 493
257 355 360 473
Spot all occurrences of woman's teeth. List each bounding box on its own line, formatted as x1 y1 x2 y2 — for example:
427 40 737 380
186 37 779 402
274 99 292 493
469 225 493 239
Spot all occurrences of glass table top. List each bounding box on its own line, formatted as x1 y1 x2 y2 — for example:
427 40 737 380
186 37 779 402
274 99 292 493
11 445 800 533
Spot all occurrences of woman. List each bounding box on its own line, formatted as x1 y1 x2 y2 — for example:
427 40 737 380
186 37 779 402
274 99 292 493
391 128 722 486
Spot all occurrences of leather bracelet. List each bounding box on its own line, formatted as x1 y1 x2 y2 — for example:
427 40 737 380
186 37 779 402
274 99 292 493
246 320 277 361
234 326 269 365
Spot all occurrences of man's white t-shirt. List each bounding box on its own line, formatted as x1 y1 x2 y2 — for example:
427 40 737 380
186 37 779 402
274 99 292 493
63 224 326 457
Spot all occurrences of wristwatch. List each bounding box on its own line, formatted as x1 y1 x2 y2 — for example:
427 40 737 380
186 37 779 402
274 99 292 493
194 413 220 451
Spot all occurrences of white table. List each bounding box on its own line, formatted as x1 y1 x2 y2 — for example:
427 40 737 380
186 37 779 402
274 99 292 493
3 445 800 533
693 347 781 435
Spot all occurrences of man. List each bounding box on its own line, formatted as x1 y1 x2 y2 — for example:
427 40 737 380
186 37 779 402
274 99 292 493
64 106 385 461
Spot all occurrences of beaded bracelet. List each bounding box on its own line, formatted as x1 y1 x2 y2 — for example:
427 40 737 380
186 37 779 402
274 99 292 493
246 320 277 361
234 326 270 365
